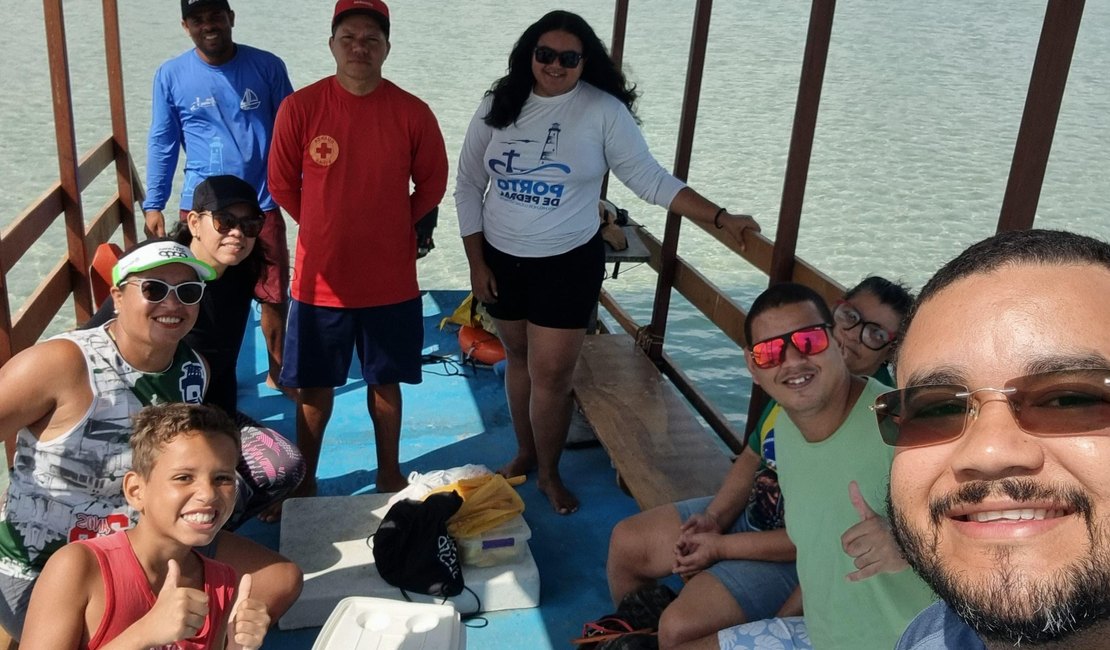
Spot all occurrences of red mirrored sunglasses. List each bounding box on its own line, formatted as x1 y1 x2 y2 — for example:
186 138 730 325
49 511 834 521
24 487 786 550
750 324 832 369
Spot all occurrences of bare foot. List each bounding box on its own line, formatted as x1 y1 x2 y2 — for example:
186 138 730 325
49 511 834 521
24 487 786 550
497 453 537 480
376 471 409 494
257 478 316 524
539 478 579 515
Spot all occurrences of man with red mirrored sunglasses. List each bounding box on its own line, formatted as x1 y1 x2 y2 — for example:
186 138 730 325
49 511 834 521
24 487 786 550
887 229 1110 649
697 282 932 649
627 283 930 649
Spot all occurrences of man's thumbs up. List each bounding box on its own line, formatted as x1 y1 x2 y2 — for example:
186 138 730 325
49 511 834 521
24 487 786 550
849 480 878 521
841 480 909 581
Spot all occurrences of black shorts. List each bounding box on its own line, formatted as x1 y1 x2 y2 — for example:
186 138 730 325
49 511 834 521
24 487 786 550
482 230 605 330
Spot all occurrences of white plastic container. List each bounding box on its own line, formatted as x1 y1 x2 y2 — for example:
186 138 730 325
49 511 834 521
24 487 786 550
311 596 465 650
456 515 532 567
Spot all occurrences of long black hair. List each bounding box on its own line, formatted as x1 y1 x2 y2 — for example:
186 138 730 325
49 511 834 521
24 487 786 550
484 10 638 128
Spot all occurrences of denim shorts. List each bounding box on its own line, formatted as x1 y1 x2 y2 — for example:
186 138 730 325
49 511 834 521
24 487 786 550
674 496 799 621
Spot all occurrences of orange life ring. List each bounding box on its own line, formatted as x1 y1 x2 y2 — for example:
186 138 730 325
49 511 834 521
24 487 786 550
458 324 506 365
90 242 123 309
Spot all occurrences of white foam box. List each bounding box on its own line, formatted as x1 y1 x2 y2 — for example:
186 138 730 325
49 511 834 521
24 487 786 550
279 494 540 630
311 596 465 650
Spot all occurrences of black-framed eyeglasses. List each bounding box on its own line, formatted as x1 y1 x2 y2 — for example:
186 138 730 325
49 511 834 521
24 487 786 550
834 300 896 351
872 368 1110 447
534 46 583 69
119 278 206 305
208 210 265 238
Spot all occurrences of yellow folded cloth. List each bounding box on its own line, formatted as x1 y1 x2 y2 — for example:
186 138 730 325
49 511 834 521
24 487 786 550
428 474 526 538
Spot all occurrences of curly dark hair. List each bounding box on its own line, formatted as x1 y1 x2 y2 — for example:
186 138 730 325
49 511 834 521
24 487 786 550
484 10 638 128
131 403 240 479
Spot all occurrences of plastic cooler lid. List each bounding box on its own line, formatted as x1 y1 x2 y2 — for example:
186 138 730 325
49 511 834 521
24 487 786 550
312 596 464 650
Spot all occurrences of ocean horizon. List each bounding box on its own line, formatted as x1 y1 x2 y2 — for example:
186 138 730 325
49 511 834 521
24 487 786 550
3 1 1108 422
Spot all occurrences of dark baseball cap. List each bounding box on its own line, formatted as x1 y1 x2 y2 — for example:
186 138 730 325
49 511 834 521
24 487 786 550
332 0 390 37
191 175 262 216
181 0 232 20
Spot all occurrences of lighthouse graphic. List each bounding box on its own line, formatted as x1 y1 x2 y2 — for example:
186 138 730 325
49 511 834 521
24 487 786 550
539 123 561 163
489 122 571 176
209 136 224 174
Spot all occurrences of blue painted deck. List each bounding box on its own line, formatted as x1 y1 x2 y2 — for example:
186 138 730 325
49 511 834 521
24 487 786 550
233 290 640 649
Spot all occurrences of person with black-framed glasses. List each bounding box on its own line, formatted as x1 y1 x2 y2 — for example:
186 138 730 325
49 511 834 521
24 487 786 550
887 229 1110 650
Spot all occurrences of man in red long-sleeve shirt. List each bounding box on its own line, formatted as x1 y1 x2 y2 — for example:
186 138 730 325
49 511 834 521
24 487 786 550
267 0 447 500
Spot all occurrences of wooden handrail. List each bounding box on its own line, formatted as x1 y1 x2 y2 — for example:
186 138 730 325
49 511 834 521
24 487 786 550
0 1 140 366
1 137 116 276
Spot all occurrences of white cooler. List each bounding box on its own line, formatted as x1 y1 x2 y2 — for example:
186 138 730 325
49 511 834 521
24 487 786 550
312 597 466 649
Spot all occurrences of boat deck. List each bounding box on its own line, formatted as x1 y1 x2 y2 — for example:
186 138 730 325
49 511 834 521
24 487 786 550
235 290 643 649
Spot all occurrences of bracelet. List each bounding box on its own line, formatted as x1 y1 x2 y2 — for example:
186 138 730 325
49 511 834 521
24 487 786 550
713 207 727 229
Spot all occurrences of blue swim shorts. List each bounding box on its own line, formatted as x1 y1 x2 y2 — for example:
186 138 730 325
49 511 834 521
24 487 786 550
280 297 423 388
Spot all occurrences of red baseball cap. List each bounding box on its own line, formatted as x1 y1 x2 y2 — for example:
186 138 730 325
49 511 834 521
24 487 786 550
332 0 390 36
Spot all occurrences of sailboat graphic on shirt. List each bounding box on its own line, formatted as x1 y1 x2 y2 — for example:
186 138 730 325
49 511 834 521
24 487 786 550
240 88 260 111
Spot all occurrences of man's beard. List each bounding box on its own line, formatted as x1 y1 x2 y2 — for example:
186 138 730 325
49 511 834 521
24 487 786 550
889 478 1110 645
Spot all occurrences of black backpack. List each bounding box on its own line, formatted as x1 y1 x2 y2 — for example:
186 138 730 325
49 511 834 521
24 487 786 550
372 491 465 598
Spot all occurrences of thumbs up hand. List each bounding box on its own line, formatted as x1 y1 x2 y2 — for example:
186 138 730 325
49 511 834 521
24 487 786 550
140 558 209 645
226 573 271 650
840 481 909 582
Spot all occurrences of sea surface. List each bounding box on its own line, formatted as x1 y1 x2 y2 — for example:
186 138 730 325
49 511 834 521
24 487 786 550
3 1 1108 425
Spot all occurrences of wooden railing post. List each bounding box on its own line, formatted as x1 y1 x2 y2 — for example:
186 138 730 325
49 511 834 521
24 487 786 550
600 0 631 203
996 0 1084 232
44 0 93 324
768 0 836 285
748 0 836 435
645 0 714 361
103 0 139 248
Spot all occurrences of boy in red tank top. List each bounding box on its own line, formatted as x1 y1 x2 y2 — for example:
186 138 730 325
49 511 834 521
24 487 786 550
20 403 271 649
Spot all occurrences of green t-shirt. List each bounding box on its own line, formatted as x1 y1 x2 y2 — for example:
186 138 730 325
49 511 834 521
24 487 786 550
775 377 934 649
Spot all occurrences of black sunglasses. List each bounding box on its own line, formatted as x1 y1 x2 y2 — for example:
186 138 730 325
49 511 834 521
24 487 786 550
119 278 206 305
872 368 1110 447
534 46 583 68
209 210 265 238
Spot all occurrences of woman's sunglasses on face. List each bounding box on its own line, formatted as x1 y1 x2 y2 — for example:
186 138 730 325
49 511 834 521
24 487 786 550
534 46 583 68
872 368 1110 447
208 210 264 238
119 278 206 305
834 300 896 351
750 324 832 369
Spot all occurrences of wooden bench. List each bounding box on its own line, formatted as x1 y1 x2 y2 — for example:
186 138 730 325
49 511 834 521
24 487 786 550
573 333 733 511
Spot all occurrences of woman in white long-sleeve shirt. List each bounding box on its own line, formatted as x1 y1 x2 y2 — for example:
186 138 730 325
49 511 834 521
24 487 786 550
454 10 759 514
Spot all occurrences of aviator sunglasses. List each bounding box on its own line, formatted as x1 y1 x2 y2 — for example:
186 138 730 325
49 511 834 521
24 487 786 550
872 368 1110 447
750 324 832 369
118 278 206 305
833 300 896 351
208 210 265 238
534 46 583 68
